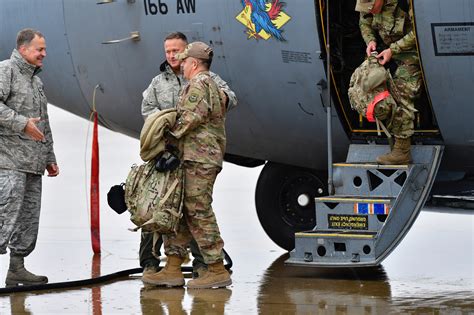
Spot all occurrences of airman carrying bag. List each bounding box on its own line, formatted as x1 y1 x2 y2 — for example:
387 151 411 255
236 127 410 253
124 159 184 234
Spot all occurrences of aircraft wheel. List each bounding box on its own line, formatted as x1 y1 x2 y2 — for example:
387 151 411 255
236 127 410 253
255 162 327 251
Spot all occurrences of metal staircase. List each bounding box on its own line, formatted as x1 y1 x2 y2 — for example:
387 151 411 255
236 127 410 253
286 144 444 267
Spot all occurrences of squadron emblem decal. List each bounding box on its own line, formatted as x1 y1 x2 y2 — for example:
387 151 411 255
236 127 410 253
236 0 291 41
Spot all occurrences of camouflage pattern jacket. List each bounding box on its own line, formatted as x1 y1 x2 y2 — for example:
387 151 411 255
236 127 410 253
170 71 226 168
141 61 237 118
359 0 417 60
0 49 56 175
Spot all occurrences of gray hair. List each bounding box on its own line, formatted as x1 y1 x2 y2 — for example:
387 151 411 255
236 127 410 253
16 28 44 49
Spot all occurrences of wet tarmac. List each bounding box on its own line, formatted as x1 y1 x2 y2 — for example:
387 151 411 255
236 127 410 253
0 107 473 314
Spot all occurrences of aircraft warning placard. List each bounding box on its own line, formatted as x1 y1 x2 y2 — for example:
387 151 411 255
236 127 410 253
432 23 474 56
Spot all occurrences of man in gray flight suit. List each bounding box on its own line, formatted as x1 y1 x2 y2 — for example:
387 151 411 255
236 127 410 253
0 29 59 286
140 32 237 278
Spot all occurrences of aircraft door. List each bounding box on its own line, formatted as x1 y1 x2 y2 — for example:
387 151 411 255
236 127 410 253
63 1 148 137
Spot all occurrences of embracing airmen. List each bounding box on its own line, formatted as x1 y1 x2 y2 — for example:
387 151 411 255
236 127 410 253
0 29 59 286
139 32 236 280
142 41 232 289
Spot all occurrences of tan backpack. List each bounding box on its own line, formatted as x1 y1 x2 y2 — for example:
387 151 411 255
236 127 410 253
124 160 184 234
348 54 398 124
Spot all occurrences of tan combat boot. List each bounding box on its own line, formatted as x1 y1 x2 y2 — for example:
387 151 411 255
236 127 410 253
187 261 231 289
5 255 48 286
142 255 185 287
142 265 159 279
376 137 412 165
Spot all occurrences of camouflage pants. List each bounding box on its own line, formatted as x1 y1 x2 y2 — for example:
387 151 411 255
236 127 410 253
0 169 42 257
164 161 224 264
139 231 206 269
387 59 422 138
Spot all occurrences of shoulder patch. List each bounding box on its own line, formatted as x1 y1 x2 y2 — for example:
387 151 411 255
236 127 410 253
188 93 199 103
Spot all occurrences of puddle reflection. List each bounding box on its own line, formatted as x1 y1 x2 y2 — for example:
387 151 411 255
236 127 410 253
91 254 102 315
258 253 391 314
139 286 232 315
9 293 31 315
2 247 472 313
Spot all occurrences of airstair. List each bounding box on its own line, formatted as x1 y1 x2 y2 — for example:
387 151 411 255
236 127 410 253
286 144 444 267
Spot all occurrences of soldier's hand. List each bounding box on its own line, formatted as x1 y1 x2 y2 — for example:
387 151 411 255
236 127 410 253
366 41 377 57
376 48 393 65
24 117 45 141
46 163 59 177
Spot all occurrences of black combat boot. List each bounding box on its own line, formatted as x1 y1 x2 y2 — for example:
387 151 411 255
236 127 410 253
5 255 48 286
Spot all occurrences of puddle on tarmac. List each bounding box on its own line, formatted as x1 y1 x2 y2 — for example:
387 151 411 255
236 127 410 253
0 108 472 314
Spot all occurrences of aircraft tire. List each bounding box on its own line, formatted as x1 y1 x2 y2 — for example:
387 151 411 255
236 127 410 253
255 162 327 251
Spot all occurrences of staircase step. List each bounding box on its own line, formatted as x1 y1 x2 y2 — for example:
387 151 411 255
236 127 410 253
316 196 392 204
334 163 408 170
290 229 378 266
296 230 377 239
315 196 391 231
332 162 408 197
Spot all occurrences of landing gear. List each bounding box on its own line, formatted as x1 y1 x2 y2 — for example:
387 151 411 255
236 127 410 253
255 162 327 251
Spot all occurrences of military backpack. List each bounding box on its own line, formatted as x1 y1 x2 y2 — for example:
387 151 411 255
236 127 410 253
124 159 184 234
348 54 398 124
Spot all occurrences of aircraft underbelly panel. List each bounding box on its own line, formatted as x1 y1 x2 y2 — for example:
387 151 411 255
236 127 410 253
415 0 474 148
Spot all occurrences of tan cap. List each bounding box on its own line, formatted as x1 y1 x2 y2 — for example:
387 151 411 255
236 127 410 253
355 0 376 13
176 41 213 61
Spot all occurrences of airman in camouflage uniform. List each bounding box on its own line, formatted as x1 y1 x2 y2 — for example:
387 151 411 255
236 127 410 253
141 33 236 118
142 42 231 289
357 0 422 164
139 32 236 279
141 62 237 117
0 29 59 286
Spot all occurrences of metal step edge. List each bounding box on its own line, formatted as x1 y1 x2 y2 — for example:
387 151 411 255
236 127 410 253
295 232 377 239
334 163 409 170
316 196 393 204
285 260 378 268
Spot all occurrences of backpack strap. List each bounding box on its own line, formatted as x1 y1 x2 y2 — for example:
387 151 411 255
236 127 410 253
376 118 392 140
158 177 180 208
366 90 390 122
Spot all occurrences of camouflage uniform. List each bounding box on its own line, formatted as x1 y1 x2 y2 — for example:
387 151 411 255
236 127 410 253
0 49 56 257
359 0 422 138
164 71 226 264
139 61 236 270
141 61 237 117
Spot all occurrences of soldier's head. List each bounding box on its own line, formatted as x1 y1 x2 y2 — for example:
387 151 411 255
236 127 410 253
16 28 46 68
176 42 214 80
164 32 188 74
355 0 384 14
